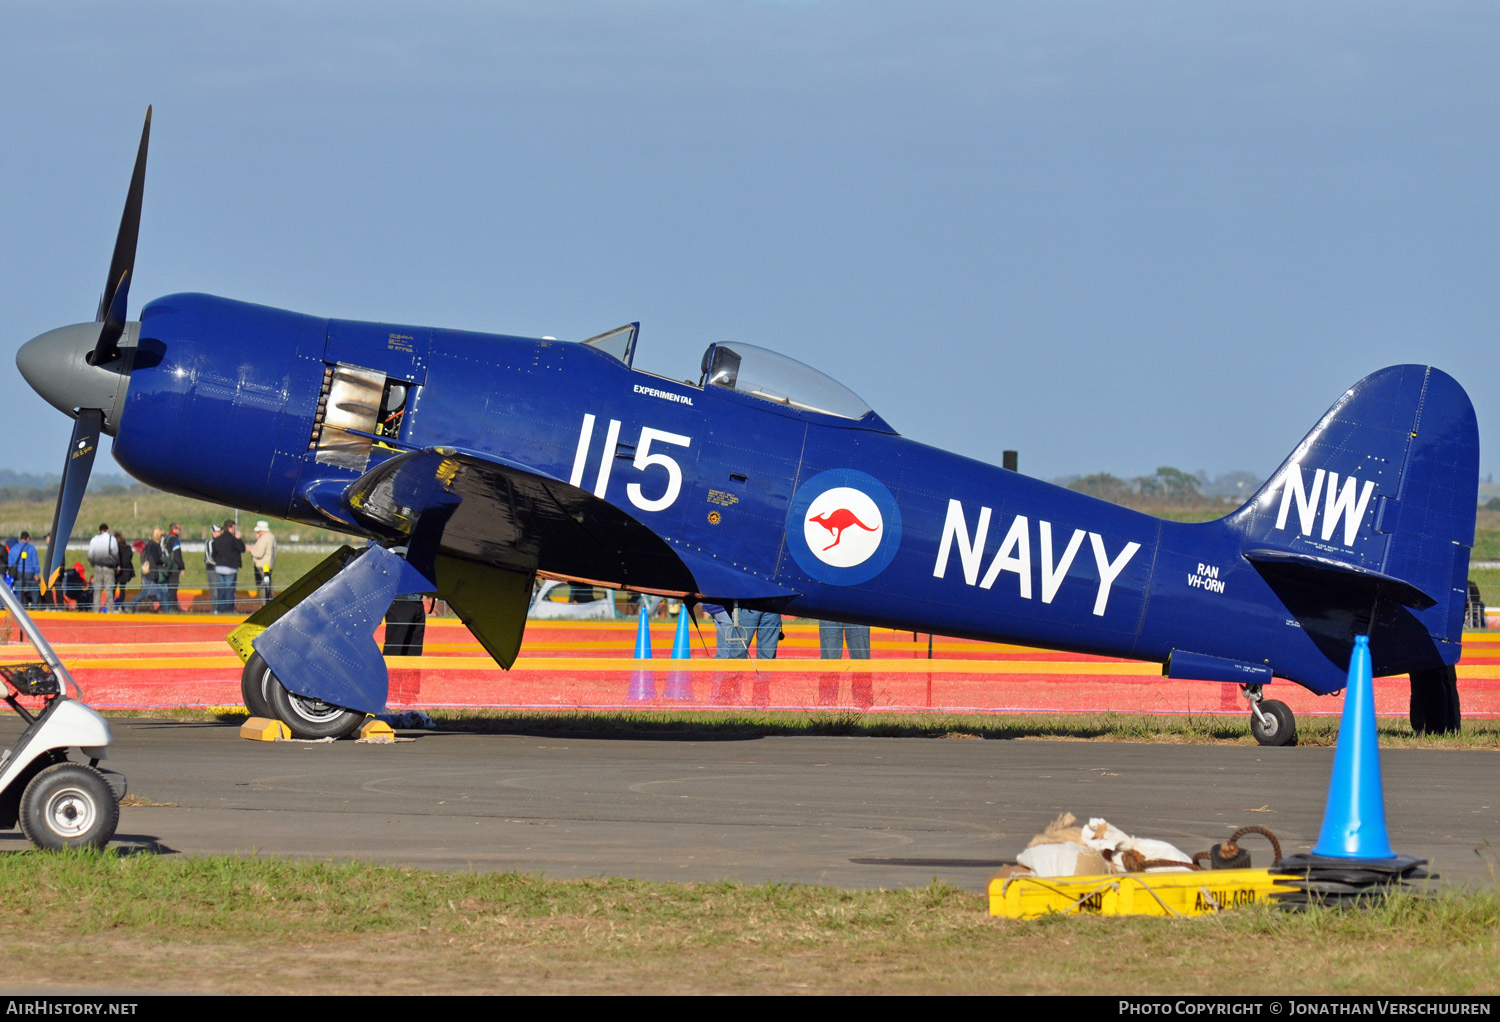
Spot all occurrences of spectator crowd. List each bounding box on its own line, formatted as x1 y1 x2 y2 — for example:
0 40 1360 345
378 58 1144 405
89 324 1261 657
0 519 277 614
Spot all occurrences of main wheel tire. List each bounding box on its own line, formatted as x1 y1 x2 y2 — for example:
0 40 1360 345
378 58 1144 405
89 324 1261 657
263 670 365 740
19 763 119 850
241 652 275 720
1250 699 1297 747
1409 666 1461 735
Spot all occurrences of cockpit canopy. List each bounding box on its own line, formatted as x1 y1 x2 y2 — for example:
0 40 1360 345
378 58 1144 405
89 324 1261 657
579 322 888 426
580 323 886 426
698 342 874 421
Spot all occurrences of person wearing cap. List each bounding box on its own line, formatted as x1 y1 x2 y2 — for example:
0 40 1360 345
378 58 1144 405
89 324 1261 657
248 521 276 604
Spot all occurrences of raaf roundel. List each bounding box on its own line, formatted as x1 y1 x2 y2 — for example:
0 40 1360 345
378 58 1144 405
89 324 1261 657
809 506 879 553
16 109 1479 744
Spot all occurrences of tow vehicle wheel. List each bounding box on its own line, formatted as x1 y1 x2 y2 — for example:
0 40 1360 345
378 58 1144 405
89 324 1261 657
241 652 275 719
19 763 119 850
262 666 364 740
1250 699 1297 747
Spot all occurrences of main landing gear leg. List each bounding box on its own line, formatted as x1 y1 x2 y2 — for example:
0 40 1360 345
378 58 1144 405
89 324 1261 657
1243 684 1297 747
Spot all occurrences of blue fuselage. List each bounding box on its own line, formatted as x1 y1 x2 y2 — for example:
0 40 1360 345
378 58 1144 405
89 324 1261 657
112 294 1464 696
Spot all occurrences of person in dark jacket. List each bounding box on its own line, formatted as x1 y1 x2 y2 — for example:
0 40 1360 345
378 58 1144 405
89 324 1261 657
209 520 246 614
162 522 185 613
128 528 169 613
112 531 135 606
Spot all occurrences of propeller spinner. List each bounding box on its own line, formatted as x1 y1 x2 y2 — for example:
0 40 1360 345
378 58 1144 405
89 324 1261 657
15 106 151 592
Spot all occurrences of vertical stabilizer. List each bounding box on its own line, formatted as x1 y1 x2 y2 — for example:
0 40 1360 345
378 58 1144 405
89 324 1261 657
1224 366 1478 675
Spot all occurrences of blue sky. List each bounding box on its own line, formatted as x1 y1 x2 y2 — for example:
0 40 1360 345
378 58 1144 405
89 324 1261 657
2 1 1495 485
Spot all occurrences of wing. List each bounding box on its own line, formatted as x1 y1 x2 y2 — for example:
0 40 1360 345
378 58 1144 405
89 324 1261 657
254 444 799 706
340 447 796 667
344 447 702 591
346 446 797 601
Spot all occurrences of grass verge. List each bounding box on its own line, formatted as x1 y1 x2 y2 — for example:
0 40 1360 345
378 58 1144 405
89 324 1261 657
0 851 1493 995
109 707 1500 748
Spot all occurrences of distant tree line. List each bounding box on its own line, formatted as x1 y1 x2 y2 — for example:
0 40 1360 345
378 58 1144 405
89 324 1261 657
1063 472 1500 512
0 481 147 504
1061 467 1262 508
0 470 146 504
1060 471 1500 513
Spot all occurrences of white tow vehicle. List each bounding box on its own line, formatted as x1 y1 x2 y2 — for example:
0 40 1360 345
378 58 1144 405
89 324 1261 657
528 580 620 621
0 580 124 849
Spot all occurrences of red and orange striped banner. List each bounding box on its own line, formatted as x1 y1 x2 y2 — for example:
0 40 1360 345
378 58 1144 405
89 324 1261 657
2 612 1496 717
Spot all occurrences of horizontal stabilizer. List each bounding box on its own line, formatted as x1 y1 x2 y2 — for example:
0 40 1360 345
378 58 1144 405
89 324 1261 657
1243 548 1437 610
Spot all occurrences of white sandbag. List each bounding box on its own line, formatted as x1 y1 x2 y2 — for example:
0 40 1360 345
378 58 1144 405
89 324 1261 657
1119 837 1194 870
1017 841 1091 877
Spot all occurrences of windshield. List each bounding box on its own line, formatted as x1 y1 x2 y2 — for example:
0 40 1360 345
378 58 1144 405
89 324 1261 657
699 342 874 420
580 323 639 366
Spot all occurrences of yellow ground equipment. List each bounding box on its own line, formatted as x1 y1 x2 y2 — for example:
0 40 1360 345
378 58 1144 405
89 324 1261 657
990 868 1301 919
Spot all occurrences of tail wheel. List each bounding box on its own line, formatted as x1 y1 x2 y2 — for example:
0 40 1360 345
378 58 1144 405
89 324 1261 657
1251 699 1297 747
20 763 119 850
262 664 365 740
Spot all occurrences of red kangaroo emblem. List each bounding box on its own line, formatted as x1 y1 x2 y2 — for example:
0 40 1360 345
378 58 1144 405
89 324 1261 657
807 508 879 551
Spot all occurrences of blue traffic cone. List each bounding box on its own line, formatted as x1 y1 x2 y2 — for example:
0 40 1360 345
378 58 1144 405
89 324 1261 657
633 607 653 659
629 606 655 701
1312 635 1396 860
665 604 693 700
671 605 691 659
